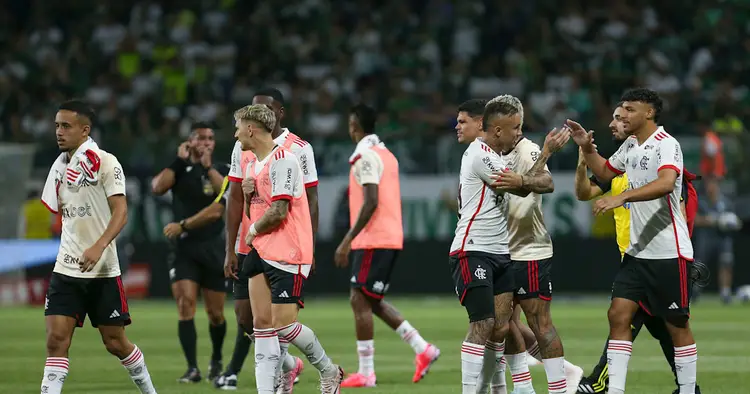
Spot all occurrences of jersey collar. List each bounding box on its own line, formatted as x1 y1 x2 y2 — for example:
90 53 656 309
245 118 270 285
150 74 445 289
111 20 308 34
273 128 290 145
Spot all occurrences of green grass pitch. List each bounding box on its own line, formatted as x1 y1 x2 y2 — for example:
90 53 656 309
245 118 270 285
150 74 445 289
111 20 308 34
1 297 747 393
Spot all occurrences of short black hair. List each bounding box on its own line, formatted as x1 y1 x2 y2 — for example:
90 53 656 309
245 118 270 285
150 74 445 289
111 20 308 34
58 100 96 126
620 88 663 122
350 104 376 135
254 87 285 105
457 99 487 118
191 121 214 130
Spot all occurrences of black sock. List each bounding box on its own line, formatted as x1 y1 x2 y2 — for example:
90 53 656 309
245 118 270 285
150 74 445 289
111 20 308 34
178 319 198 369
209 320 227 362
592 338 609 378
226 323 253 374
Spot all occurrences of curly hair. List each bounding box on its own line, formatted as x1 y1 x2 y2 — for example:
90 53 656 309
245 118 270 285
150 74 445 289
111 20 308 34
620 88 663 122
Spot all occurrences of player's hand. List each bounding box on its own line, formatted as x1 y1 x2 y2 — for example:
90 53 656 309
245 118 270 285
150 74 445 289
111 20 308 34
491 169 524 190
163 222 183 239
242 177 256 196
593 194 626 215
177 142 190 160
80 244 105 272
334 237 352 268
565 119 596 153
224 252 239 280
245 231 256 248
200 147 213 169
542 127 571 154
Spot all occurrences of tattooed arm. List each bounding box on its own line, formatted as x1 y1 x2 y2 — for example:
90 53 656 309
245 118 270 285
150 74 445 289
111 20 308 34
520 149 554 194
252 199 290 234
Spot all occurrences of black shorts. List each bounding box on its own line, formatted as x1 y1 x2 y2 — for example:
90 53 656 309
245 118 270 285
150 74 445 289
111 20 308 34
45 273 132 328
449 251 514 321
612 254 692 318
350 249 399 299
246 249 306 308
233 251 266 300
512 258 553 301
168 236 229 292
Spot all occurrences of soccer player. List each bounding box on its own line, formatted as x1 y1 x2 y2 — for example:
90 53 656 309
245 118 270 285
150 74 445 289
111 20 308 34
40 100 156 393
234 104 343 394
151 122 229 382
218 88 313 391
574 103 703 394
334 104 440 388
486 95 582 394
569 88 698 394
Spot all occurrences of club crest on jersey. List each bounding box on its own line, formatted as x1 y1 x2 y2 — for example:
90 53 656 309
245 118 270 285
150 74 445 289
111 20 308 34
639 155 650 170
474 266 487 280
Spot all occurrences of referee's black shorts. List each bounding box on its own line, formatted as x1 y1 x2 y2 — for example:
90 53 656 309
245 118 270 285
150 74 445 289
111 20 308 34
168 235 229 292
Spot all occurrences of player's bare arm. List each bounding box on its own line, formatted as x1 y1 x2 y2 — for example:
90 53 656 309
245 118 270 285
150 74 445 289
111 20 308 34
151 142 190 195
81 194 127 272
164 203 224 239
224 182 243 279
244 199 290 246
566 119 619 183
575 148 604 201
306 185 319 240
334 183 378 268
594 168 678 215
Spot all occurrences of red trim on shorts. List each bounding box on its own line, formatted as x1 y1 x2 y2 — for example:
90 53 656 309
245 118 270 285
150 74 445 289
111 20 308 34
228 176 243 183
638 301 653 316
116 276 128 313
41 199 58 214
527 260 539 293
658 164 681 175
606 160 624 175
358 250 374 283
271 194 292 202
360 287 384 299
304 180 319 188
459 254 471 285
292 273 303 297
539 294 551 301
679 258 688 308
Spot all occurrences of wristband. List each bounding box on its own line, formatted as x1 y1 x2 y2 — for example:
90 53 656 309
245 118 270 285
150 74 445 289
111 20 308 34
179 219 187 231
249 223 258 236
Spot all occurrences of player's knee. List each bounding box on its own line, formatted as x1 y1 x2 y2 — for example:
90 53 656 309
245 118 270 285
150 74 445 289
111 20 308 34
206 308 224 325
467 317 495 344
176 295 197 319
607 305 631 329
491 320 510 342
102 335 130 358
252 313 273 330
46 331 72 356
349 289 371 311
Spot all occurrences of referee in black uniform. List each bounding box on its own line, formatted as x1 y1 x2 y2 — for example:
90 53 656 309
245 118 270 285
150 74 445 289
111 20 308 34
151 122 230 383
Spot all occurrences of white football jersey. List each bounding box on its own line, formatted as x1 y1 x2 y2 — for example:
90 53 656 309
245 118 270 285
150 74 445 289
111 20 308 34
450 138 510 255
606 127 693 260
501 138 554 260
55 149 126 278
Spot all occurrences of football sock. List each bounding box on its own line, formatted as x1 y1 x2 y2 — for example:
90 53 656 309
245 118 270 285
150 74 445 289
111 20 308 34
527 341 540 360
396 321 429 354
225 323 252 375
282 353 296 373
178 319 198 369
461 342 484 394
277 322 336 376
607 340 633 394
209 320 227 362
254 328 279 393
507 353 533 389
491 356 507 394
356 340 375 375
542 356 567 393
276 337 291 383
675 344 698 394
41 357 69 394
121 345 157 393
477 341 504 393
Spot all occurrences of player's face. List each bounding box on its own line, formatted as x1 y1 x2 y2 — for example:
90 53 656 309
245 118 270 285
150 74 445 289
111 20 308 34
191 128 215 155
486 113 522 151
252 96 284 126
609 107 628 141
455 111 483 144
619 101 654 135
348 114 361 142
234 120 254 151
55 110 90 152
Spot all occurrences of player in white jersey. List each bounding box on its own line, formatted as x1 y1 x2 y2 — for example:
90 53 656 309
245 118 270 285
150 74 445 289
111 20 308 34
569 88 698 394
449 98 538 394
40 101 157 394
486 95 583 394
218 88 314 391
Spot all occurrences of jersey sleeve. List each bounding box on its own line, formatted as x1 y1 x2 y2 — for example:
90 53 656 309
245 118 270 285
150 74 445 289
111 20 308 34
102 155 127 197
656 138 683 175
590 175 612 194
472 151 505 186
353 150 382 185
270 155 300 202
606 140 629 175
228 142 243 182
298 142 319 188
215 162 230 177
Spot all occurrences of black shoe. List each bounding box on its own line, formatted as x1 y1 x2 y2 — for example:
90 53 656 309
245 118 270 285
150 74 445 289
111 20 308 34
208 360 223 381
672 384 701 394
178 367 202 383
576 374 608 393
214 373 238 390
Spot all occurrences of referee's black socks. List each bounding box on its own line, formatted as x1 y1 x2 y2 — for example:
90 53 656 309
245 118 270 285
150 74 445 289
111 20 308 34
225 323 252 375
178 319 199 369
209 320 227 362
